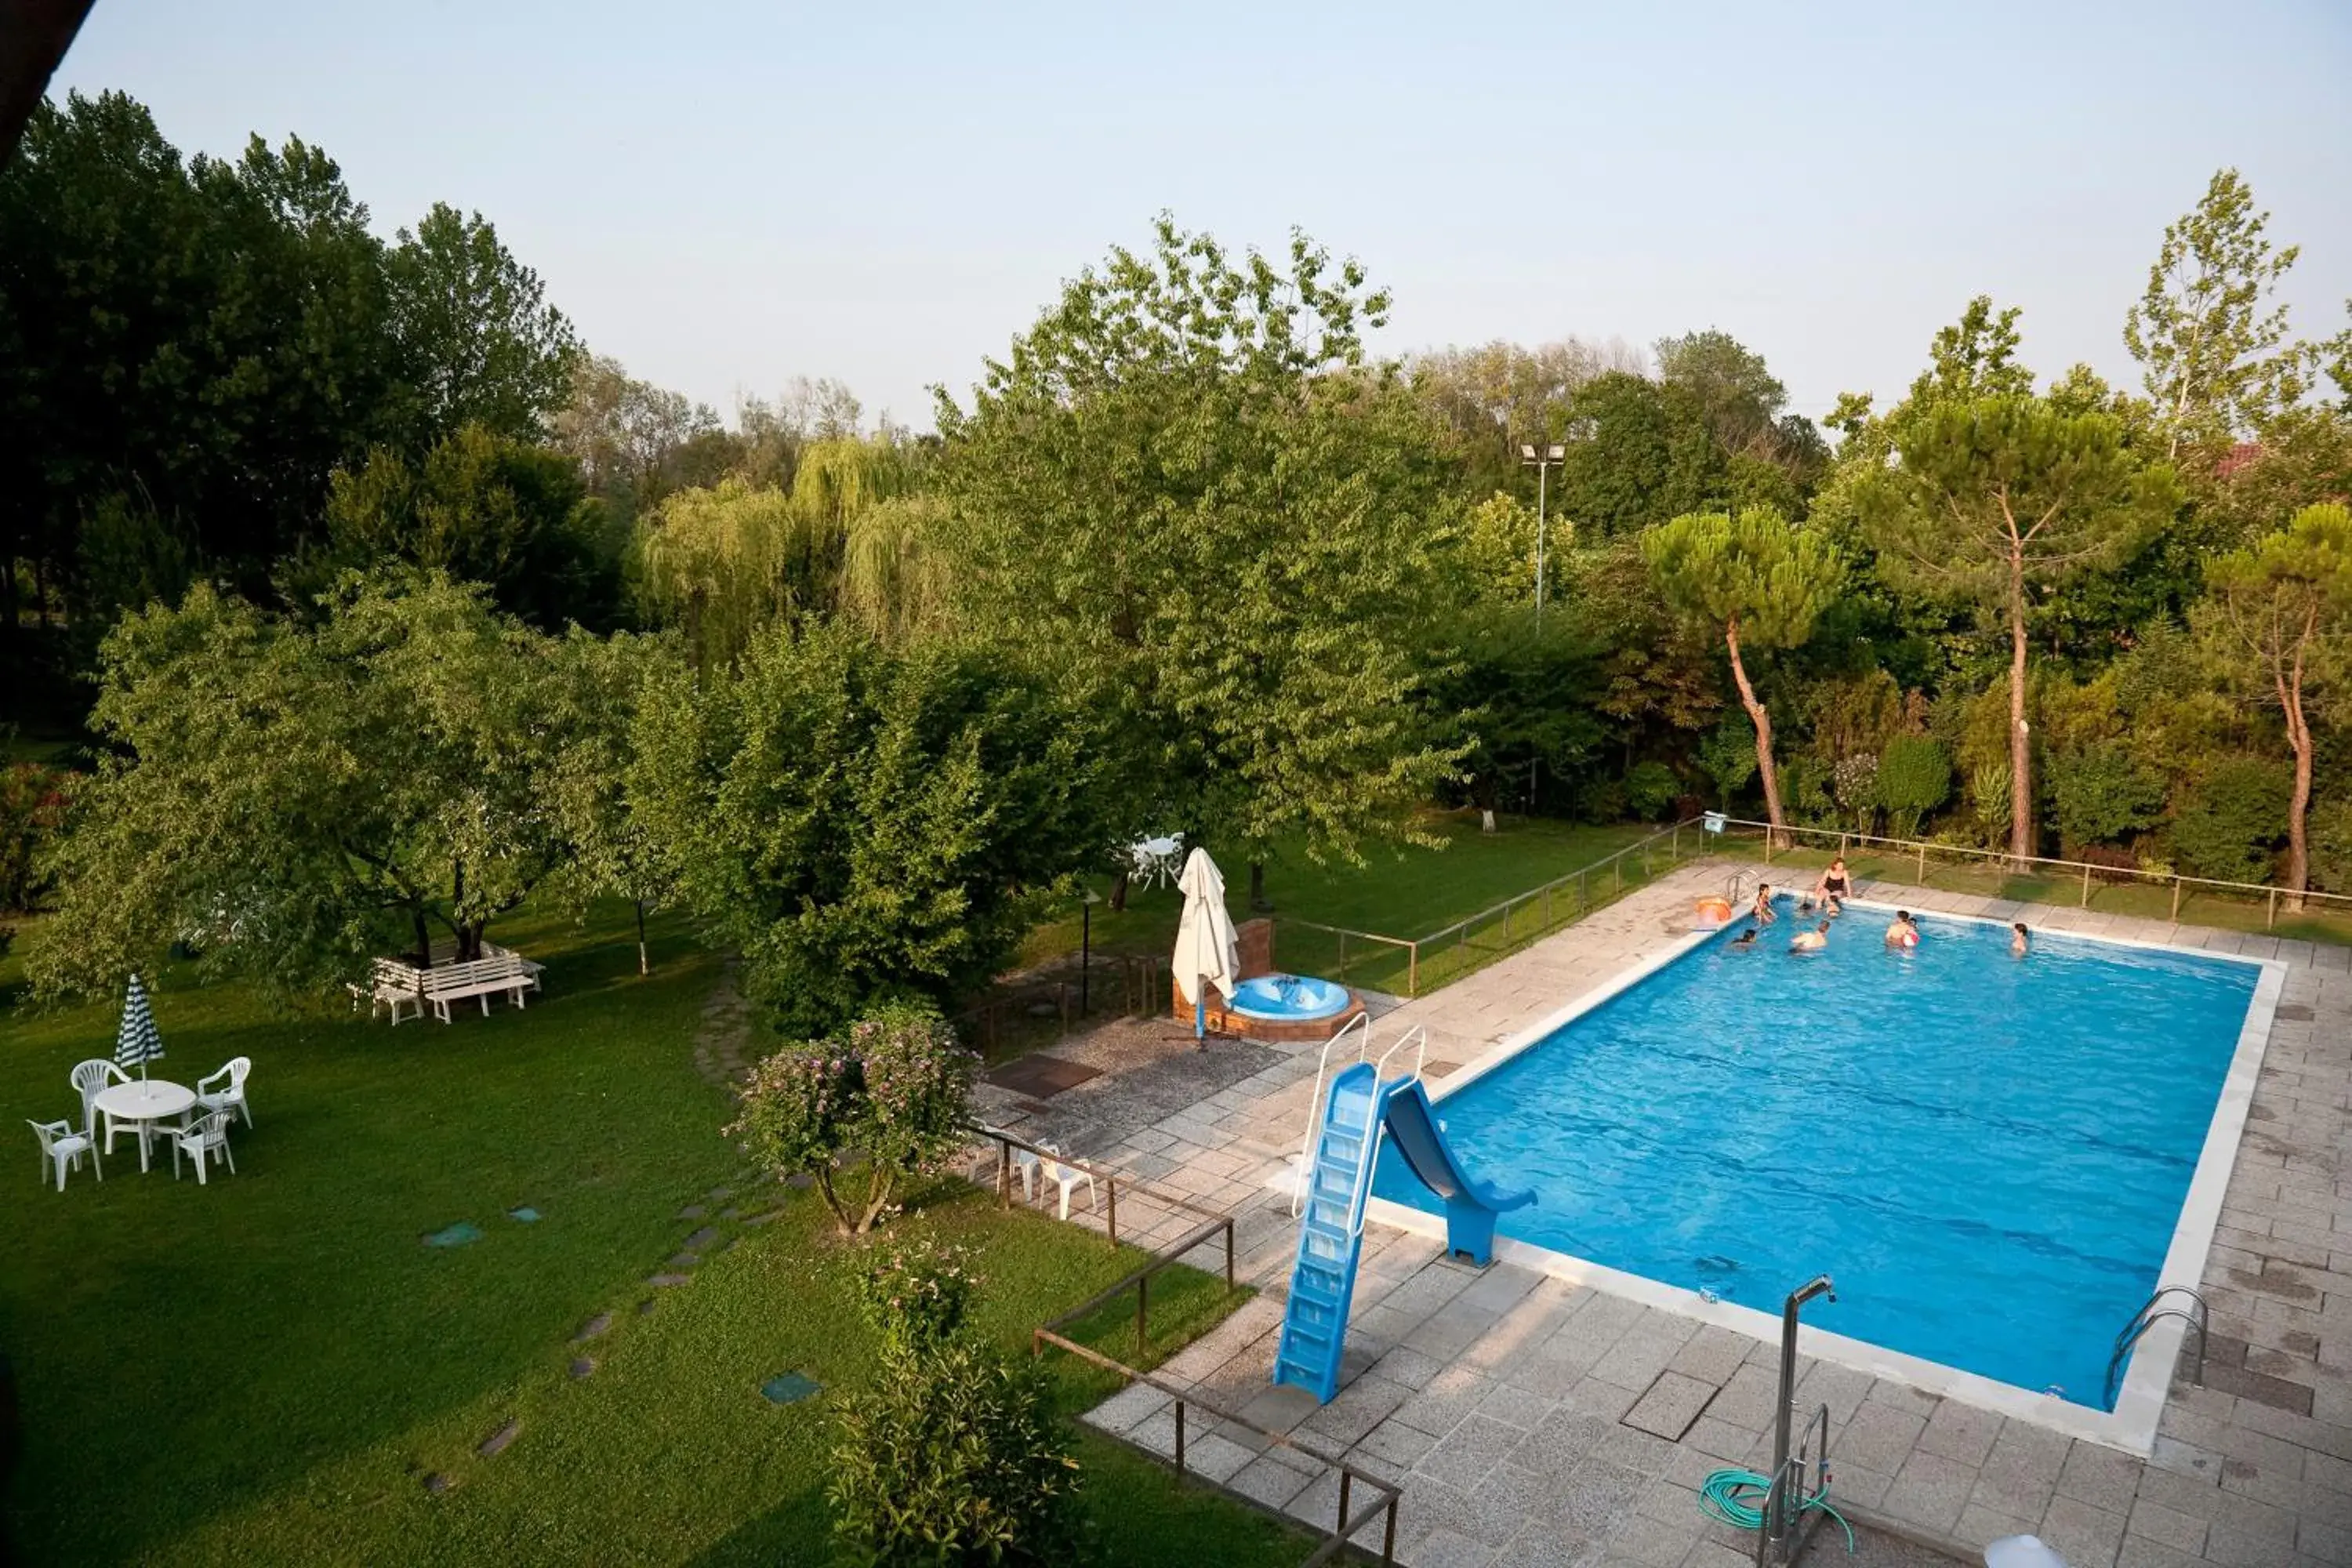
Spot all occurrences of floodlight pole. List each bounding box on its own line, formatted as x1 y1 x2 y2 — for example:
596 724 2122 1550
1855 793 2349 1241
1519 443 1566 623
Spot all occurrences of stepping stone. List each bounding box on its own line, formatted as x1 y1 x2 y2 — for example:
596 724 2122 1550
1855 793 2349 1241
648 1272 692 1287
760 1371 821 1405
668 1252 700 1269
706 1185 734 1201
714 1236 737 1253
477 1418 519 1457
423 1472 452 1495
507 1206 540 1223
677 1203 706 1221
568 1357 596 1380
572 1312 613 1342
423 1222 485 1249
682 1226 720 1250
720 1207 743 1221
740 1209 783 1226
636 1298 657 1316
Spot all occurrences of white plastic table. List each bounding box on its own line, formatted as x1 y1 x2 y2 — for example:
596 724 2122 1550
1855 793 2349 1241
1129 835 1185 889
91 1080 195 1173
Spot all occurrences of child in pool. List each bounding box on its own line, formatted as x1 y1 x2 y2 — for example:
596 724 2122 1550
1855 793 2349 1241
2011 921 2030 957
1730 927 1759 949
1789 921 1830 953
1884 910 1920 948
1749 884 1777 925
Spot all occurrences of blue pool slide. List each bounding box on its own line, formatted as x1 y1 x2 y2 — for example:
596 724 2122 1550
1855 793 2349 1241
1272 1063 1535 1403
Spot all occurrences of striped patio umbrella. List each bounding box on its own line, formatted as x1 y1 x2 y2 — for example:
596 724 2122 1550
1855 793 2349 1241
114 973 165 1081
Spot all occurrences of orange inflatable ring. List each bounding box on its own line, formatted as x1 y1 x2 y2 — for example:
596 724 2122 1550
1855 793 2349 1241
1695 897 1733 928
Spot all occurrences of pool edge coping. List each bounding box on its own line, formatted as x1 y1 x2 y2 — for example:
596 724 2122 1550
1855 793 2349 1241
1389 893 2286 1456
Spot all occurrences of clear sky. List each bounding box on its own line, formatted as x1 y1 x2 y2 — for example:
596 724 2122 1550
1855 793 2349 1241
49 0 2352 432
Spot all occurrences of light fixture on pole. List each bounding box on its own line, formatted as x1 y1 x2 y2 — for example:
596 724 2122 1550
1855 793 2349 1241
1519 442 1566 621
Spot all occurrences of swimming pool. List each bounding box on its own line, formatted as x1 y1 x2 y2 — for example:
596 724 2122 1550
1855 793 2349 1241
1368 901 2272 1422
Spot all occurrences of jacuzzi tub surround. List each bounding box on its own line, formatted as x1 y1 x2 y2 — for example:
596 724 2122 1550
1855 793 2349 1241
1226 973 1352 1022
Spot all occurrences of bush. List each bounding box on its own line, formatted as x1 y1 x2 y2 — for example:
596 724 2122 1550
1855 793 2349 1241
831 1262 1080 1566
2172 758 2290 885
1624 760 1679 821
1577 779 1627 824
2046 744 2166 852
1969 763 2011 844
0 764 71 913
727 1001 977 1236
1876 736 1951 839
1831 753 1879 832
857 1236 982 1356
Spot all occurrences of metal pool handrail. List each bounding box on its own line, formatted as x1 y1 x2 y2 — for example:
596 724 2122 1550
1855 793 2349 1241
1373 1023 1428 1085
1290 1011 1373 1218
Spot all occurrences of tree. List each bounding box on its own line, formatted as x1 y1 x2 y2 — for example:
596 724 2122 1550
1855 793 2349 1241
1856 397 2181 863
628 619 1105 1032
306 423 621 630
386 201 577 445
726 1004 976 1236
1552 371 1723 539
1643 508 1841 840
2125 169 2307 459
936 217 1466 902
2201 503 2352 904
27 573 612 1000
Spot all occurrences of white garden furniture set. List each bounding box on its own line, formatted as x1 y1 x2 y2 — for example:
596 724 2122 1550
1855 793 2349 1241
361 942 544 1025
1010 1141 1099 1221
29 1057 252 1191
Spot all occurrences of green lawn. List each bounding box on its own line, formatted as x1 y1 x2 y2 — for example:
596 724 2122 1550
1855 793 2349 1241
1018 813 1673 996
0 906 1307 1566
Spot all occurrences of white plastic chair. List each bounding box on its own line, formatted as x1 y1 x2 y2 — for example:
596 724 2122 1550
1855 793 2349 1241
197 1057 252 1129
1011 1147 1042 1203
1038 1143 1098 1221
70 1058 128 1138
28 1119 100 1191
171 1111 236 1185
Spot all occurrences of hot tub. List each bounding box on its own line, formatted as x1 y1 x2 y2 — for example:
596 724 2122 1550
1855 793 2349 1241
1225 973 1352 1022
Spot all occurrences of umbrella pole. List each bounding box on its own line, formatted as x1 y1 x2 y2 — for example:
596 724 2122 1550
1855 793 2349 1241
1195 995 1205 1051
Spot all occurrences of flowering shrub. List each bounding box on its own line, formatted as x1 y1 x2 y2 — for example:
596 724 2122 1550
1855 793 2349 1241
727 1000 977 1236
857 1236 982 1356
0 764 71 913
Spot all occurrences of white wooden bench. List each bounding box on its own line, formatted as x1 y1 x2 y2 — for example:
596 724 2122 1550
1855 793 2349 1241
368 958 427 1026
421 953 543 1024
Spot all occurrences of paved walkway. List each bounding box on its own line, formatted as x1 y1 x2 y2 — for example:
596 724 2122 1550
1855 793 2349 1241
975 862 2352 1567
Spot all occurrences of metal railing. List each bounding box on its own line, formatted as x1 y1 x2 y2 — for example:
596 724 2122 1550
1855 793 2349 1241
999 1120 1403 1565
951 954 1167 1057
1713 817 2352 931
1275 817 1708 997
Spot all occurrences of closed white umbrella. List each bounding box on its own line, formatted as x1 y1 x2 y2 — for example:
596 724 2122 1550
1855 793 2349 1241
1172 848 1240 1045
115 974 165 1082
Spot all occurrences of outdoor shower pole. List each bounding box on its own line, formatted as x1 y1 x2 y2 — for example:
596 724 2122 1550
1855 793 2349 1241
1766 1276 1836 1556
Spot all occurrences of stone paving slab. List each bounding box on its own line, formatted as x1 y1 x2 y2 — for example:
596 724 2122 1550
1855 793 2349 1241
1042 861 2352 1566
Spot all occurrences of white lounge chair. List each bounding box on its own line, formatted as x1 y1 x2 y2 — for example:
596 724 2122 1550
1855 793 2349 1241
171 1111 236 1185
28 1119 100 1191
196 1057 252 1129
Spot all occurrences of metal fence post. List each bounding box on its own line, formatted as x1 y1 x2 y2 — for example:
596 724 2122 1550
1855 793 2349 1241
2081 864 2092 908
1407 942 1418 997
1916 843 1926 886
1337 929 1348 983
2268 887 2278 929
2171 877 2183 922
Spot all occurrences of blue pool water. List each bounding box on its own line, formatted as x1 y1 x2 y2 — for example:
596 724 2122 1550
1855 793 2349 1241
1229 974 1352 1021
1370 903 2261 1408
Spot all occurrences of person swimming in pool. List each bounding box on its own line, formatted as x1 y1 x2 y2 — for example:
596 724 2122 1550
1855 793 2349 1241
1789 920 1830 953
1885 910 1920 949
1814 858 1853 909
2011 921 2030 958
1749 884 1777 925
1730 927 1759 949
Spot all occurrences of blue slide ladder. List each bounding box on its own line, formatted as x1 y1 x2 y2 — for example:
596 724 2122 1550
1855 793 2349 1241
1272 1062 1381 1403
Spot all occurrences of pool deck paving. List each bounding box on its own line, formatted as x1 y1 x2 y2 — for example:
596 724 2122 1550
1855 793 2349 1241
971 862 2352 1567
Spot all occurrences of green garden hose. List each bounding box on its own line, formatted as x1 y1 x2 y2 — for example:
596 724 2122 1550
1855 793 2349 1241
1697 1468 1857 1555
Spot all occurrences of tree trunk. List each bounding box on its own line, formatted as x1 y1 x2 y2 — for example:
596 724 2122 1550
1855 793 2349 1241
2281 615 2315 912
2007 548 2034 868
1725 619 1785 847
410 906 432 969
458 921 486 963
1249 859 1270 913
635 898 650 975
1108 869 1130 913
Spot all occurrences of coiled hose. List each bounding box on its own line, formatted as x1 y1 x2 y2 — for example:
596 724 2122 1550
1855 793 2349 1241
1697 1468 1857 1554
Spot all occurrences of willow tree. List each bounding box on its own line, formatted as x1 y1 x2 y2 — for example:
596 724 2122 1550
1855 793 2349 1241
1857 396 2180 863
632 434 931 667
2202 503 2352 904
1642 507 1839 840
